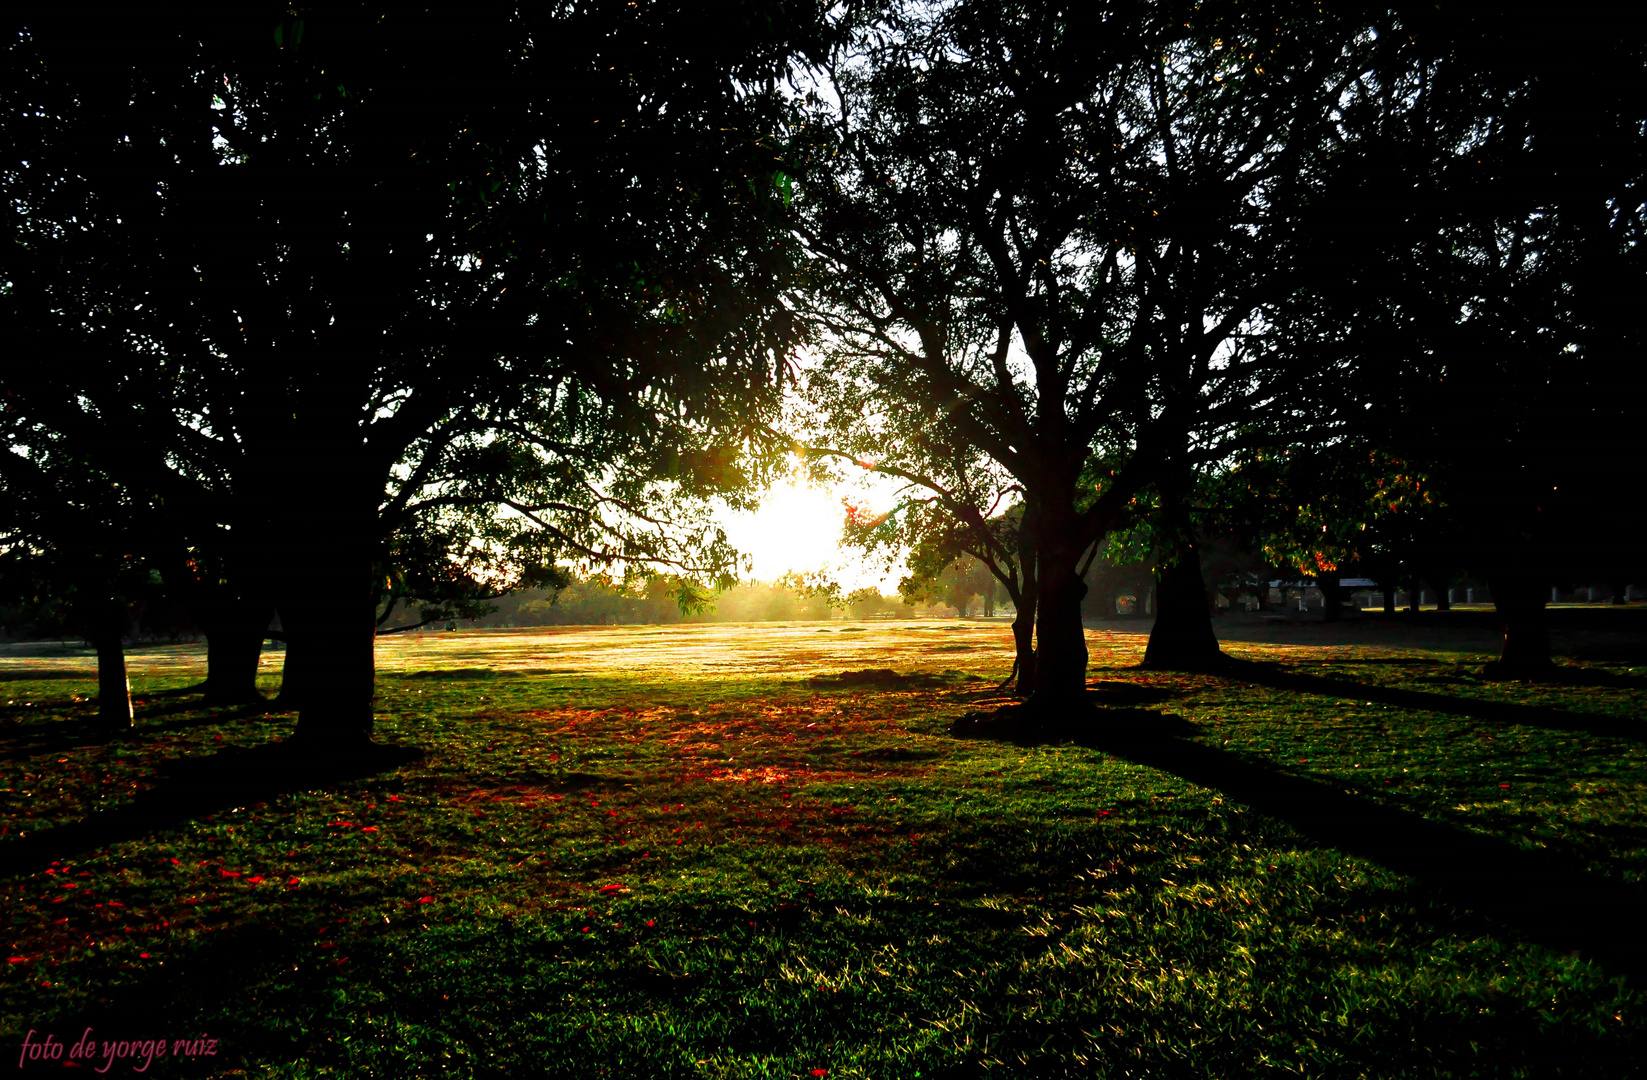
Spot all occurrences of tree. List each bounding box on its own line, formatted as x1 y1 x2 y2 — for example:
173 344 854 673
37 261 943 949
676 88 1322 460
3 7 816 757
1313 6 1647 675
818 455 1042 690
787 0 1442 713
1209 443 1429 622
0 429 160 728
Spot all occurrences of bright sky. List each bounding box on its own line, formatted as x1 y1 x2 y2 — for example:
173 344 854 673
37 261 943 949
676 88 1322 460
714 467 908 593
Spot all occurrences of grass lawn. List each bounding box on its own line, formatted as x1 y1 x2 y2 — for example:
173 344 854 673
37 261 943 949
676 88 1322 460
1 619 1645 1078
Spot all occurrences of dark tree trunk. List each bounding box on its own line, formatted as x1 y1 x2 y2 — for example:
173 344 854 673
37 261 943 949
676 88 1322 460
272 623 309 711
1381 583 1396 614
1612 581 1629 605
92 628 132 729
1006 499 1041 698
280 452 380 751
1143 542 1224 669
1315 575 1348 623
201 601 273 706
1025 522 1088 709
1430 573 1452 611
287 561 377 751
1021 487 1087 707
1484 571 1555 679
1009 597 1037 697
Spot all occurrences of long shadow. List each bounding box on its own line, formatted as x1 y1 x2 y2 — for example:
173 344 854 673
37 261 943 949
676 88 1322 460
0 741 422 879
1520 666 1647 690
0 702 279 763
1225 661 1647 742
1061 713 1647 981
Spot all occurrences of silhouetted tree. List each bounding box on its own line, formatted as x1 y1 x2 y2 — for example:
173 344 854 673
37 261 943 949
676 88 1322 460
0 432 160 727
787 0 1450 713
3 7 817 755
1312 6 1647 675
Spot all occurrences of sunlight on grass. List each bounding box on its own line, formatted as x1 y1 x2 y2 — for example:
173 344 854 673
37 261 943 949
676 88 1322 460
1 623 1643 1077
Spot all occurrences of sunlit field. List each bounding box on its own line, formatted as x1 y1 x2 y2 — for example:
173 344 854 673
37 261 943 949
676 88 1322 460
2 621 1645 1078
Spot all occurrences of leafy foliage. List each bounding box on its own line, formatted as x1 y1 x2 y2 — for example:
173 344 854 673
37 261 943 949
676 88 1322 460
1 8 821 732
780 0 1466 695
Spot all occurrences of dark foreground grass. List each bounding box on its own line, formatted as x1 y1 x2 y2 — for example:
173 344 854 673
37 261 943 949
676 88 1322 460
1 628 1645 1078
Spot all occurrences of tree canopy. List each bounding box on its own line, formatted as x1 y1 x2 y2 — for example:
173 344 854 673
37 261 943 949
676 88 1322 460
784 0 1464 710
2 6 819 751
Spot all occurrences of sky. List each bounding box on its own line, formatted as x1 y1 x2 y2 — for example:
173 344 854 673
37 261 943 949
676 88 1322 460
713 466 909 593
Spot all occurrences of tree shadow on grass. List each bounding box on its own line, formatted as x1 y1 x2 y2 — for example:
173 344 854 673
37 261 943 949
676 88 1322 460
0 702 280 763
1225 660 1647 742
957 704 1647 982
0 741 422 879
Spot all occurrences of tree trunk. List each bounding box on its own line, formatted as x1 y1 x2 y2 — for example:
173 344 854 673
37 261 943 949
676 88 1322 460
286 575 376 751
1008 500 1040 698
201 601 273 705
1428 572 1452 612
280 473 379 752
1484 571 1555 678
1612 581 1629 606
1381 583 1396 614
92 628 132 729
1025 526 1087 708
1009 597 1037 698
1315 575 1348 623
272 624 309 711
1143 542 1224 669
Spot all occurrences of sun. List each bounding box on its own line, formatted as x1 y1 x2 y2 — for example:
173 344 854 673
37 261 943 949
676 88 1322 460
715 473 903 591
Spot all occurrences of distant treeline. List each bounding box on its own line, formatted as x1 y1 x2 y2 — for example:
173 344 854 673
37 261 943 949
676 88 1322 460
381 577 975 631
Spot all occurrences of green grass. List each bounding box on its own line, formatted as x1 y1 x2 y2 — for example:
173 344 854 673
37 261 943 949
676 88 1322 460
1 623 1645 1077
